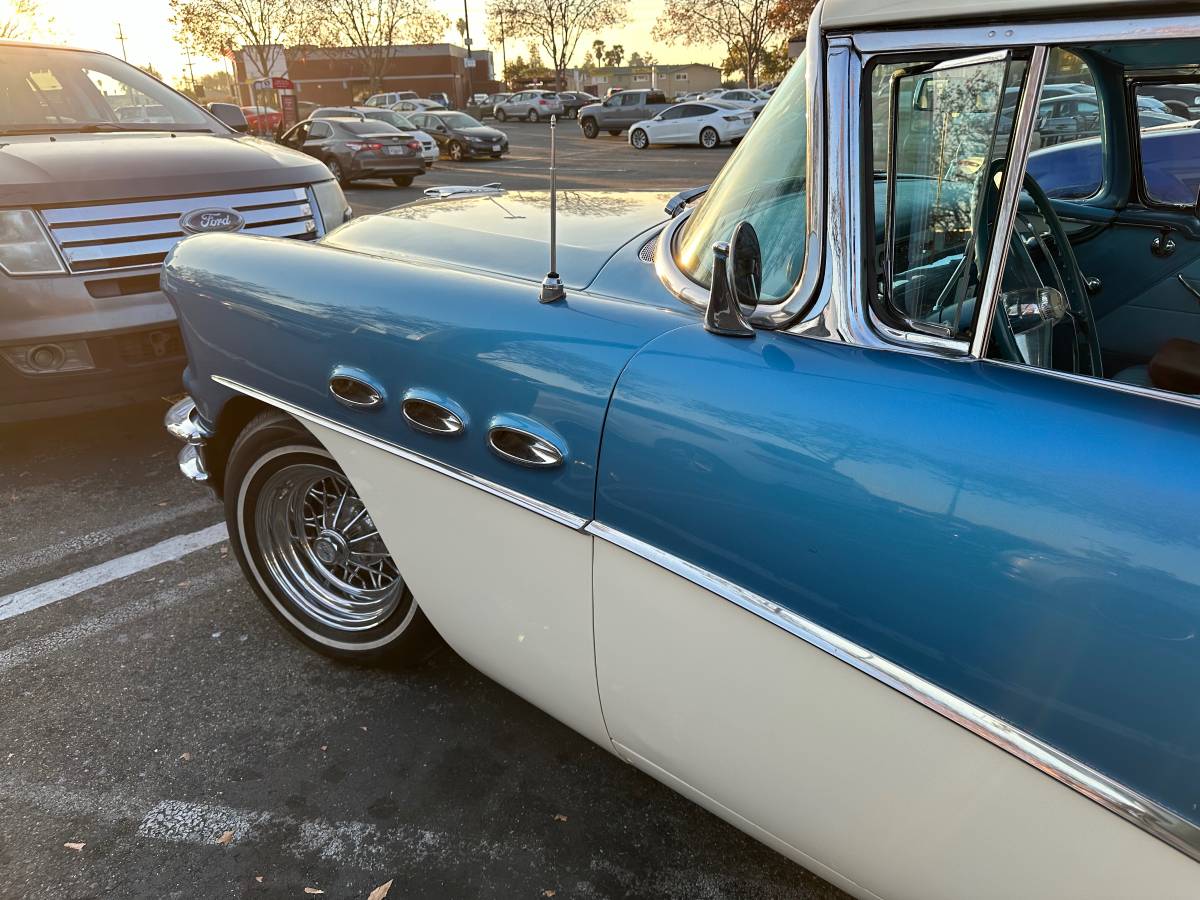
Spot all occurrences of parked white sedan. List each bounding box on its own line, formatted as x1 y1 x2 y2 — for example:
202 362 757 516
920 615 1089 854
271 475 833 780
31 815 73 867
628 101 754 149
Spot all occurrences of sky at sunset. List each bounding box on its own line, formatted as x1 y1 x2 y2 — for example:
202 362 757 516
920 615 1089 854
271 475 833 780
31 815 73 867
24 0 724 87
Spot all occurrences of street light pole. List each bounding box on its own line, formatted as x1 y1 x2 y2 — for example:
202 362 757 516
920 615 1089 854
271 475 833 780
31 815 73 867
462 0 473 104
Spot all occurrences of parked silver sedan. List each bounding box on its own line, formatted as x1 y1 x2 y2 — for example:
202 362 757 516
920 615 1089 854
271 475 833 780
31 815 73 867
494 90 564 122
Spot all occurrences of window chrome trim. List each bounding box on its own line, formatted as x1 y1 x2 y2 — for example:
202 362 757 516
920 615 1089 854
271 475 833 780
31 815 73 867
653 12 827 330
850 14 1200 55
982 357 1200 412
971 45 1049 359
587 519 1200 865
211 376 589 531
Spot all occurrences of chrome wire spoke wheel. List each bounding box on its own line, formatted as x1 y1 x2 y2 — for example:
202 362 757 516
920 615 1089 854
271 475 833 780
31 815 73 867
255 462 404 632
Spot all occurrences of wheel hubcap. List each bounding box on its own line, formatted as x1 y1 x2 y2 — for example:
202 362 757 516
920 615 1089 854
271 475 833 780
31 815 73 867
255 463 404 632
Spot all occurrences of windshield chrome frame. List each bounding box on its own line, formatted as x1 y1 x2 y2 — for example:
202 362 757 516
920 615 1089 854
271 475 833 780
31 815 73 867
653 9 827 330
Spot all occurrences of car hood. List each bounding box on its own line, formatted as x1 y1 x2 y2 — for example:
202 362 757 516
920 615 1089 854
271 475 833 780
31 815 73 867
0 132 330 206
321 189 673 289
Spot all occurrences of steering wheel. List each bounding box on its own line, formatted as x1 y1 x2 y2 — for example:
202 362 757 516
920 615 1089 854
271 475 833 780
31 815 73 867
975 164 1103 376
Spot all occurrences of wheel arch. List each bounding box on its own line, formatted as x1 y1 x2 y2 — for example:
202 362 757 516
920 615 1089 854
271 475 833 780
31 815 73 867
205 394 274 498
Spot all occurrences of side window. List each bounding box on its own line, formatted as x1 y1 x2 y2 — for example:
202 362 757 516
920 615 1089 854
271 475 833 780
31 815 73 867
659 106 684 120
308 121 331 139
870 52 1029 334
620 93 641 107
1026 49 1103 198
692 105 716 117
1135 81 1200 206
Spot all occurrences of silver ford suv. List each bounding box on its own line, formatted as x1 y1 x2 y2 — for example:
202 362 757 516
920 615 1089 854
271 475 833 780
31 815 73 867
0 41 350 422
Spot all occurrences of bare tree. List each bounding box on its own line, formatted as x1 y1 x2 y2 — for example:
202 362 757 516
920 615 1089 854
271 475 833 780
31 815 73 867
0 0 46 39
486 0 629 90
322 0 450 94
171 0 308 86
654 0 813 87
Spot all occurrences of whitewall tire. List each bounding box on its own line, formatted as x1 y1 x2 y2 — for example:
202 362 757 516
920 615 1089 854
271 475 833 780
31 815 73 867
224 411 441 666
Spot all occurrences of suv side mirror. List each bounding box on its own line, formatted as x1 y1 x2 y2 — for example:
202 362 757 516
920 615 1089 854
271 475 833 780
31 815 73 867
209 102 248 133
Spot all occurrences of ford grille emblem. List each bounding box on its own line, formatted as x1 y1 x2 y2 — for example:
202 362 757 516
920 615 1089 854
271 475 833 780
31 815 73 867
180 208 245 235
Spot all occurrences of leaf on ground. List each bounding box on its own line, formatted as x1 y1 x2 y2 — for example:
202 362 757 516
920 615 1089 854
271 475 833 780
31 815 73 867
553 814 568 822
320 745 328 752
216 830 234 845
63 842 85 851
179 752 192 762
303 889 325 895
542 891 556 898
367 879 393 900
254 875 264 883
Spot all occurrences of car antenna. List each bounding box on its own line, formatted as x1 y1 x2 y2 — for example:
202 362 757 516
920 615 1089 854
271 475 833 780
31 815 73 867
539 115 566 303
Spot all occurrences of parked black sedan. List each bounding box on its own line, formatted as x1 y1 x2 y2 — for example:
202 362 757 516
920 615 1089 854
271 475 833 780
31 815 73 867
408 110 509 161
556 90 599 119
278 117 426 187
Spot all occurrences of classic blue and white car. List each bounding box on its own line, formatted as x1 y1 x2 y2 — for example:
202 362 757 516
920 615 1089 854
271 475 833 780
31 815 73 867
164 1 1200 896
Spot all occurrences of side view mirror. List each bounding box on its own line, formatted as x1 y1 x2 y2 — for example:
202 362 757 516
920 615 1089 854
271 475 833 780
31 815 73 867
209 102 248 133
703 220 760 338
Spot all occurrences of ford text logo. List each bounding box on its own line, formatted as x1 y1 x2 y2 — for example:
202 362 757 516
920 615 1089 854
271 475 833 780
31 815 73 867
180 208 245 235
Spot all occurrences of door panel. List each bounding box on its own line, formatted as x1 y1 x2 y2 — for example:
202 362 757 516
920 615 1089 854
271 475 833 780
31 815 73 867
594 539 1200 900
593 324 1200 850
1067 215 1200 361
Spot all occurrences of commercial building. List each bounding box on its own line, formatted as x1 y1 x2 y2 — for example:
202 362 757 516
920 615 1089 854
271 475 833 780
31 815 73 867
571 63 723 96
234 44 499 108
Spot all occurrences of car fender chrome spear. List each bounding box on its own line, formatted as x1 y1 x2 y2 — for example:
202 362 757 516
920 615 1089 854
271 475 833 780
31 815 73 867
539 115 566 303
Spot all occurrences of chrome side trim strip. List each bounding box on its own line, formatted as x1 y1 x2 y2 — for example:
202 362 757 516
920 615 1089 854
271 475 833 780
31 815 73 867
587 520 1200 865
212 376 589 531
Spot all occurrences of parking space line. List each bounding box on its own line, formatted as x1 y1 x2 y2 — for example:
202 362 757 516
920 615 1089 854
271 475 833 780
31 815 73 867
0 523 227 623
0 567 238 674
0 496 217 580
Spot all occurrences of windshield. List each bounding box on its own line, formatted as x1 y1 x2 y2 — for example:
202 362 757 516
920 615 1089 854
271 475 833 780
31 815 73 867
361 109 410 128
0 46 216 134
676 53 808 301
438 112 483 129
342 120 399 134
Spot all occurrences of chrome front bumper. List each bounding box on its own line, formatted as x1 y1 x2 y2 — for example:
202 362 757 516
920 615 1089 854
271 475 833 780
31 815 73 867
165 395 212 485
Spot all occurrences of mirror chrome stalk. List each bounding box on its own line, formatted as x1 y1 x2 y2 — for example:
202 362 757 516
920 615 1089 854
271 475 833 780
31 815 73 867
704 242 754 337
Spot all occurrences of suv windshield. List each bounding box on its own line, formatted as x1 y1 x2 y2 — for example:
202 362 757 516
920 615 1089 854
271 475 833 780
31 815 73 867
675 53 808 301
0 46 216 134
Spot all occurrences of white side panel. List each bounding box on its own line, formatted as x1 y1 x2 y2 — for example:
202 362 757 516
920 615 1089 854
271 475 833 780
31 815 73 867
305 421 609 747
594 540 1200 900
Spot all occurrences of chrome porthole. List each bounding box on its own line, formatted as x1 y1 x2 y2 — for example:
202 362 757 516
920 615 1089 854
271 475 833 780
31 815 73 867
254 462 404 632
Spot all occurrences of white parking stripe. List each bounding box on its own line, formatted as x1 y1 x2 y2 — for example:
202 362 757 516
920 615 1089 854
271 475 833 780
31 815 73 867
0 567 239 674
0 523 227 623
0 497 218 580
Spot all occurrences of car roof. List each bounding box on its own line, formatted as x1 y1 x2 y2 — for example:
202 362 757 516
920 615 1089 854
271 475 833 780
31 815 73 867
821 0 1190 28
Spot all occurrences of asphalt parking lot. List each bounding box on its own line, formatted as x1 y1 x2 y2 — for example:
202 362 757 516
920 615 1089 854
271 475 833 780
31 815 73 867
343 116 737 214
0 123 848 900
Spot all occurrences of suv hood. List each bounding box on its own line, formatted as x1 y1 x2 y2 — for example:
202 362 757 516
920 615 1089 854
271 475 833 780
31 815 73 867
321 190 673 289
0 132 330 206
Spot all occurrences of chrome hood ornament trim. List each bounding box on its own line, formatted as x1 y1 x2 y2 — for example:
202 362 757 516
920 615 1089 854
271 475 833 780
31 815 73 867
422 183 503 199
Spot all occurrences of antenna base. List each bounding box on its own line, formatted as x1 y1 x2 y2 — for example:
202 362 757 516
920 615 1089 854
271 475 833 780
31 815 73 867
539 273 565 304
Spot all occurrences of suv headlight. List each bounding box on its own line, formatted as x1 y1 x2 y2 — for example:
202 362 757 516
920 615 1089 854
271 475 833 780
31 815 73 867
0 210 65 275
311 180 351 232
